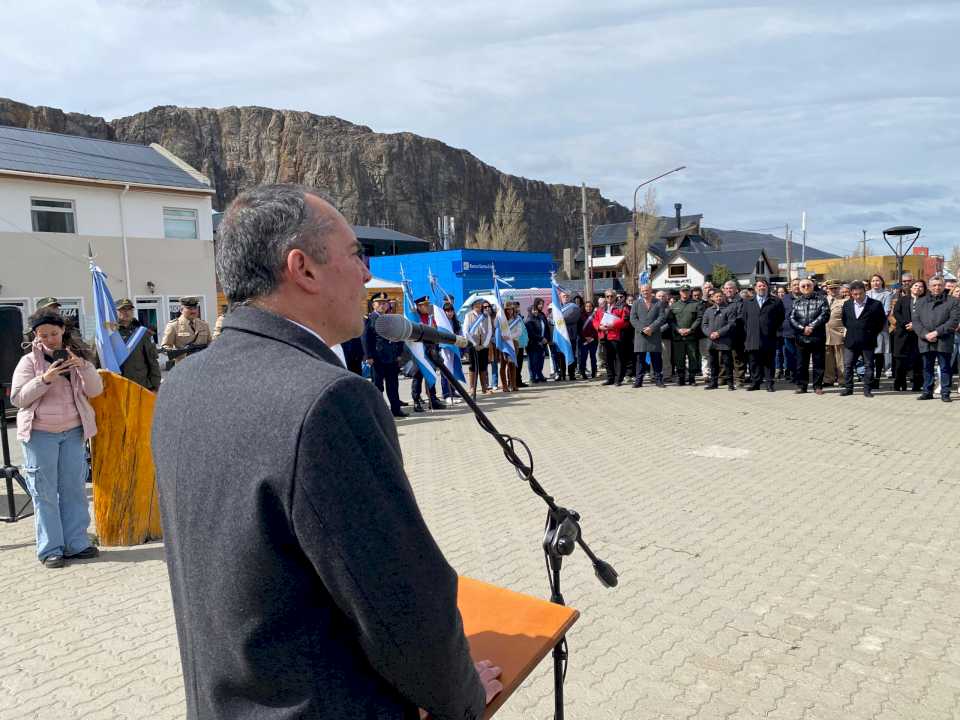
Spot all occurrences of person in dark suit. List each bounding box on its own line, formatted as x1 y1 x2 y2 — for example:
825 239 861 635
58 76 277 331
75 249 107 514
741 278 785 392
362 291 407 417
891 280 926 392
912 275 960 402
152 184 501 720
840 280 887 397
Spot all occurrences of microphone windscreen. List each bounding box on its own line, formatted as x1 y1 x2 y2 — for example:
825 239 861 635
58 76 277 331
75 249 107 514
374 314 411 341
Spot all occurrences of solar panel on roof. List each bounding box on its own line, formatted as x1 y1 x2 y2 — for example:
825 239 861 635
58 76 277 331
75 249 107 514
0 126 209 190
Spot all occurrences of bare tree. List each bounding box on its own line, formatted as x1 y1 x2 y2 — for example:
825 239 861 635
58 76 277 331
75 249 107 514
949 244 960 276
466 186 527 250
624 188 658 292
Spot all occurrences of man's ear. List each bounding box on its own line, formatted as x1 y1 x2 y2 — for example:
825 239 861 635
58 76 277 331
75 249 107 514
286 249 322 294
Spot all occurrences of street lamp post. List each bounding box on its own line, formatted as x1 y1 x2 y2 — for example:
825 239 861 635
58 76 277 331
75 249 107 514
882 225 922 284
632 166 686 292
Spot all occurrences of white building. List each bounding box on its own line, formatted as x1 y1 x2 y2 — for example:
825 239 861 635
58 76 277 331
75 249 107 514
0 126 217 340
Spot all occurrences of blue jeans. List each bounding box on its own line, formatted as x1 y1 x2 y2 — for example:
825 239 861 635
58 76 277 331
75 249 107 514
782 337 798 375
579 340 598 376
21 427 91 561
922 351 953 397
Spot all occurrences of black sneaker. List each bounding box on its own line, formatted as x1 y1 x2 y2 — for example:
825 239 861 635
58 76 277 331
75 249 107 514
413 402 425 412
840 388 853 396
795 387 808 394
42 555 65 568
942 395 953 403
392 410 409 418
917 393 933 401
65 546 100 560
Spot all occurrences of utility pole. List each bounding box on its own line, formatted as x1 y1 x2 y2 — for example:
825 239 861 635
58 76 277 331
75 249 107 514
801 211 807 265
785 223 791 281
581 183 591 297
862 229 868 269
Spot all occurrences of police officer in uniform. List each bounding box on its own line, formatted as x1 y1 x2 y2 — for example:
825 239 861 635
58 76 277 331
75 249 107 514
115 298 161 391
362 292 407 418
161 297 212 365
410 296 445 413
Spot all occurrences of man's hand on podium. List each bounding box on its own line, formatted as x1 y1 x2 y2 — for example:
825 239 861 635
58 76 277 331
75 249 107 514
418 659 503 719
475 659 504 704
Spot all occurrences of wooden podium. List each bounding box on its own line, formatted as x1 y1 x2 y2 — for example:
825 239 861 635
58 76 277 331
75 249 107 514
88 371 162 546
428 577 579 719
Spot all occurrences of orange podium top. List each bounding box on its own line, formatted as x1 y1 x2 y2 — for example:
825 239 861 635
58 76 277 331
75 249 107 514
425 576 579 719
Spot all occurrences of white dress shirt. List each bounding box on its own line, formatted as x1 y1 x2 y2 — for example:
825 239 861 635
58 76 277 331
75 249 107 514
287 318 345 367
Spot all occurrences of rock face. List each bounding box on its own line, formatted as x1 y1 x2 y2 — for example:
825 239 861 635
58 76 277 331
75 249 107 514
0 97 629 254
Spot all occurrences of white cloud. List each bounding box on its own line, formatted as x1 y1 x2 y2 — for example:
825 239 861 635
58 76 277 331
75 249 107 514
1 0 958 253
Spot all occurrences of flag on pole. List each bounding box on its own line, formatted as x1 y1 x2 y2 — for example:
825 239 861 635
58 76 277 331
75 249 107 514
428 269 466 382
550 274 574 366
491 266 518 366
399 265 438 387
90 255 146 372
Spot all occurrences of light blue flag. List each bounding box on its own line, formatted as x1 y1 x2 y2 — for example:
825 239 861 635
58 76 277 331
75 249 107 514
90 258 146 373
399 267 438 387
427 268 466 382
550 275 575 366
491 268 518 366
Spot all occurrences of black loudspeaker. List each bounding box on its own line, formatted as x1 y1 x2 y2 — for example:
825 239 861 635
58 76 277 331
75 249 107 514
0 306 24 388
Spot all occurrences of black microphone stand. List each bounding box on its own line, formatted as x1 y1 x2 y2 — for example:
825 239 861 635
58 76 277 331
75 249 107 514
1 383 33 523
424 346 618 720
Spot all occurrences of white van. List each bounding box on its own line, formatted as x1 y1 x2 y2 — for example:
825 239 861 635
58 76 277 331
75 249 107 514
458 287 554 321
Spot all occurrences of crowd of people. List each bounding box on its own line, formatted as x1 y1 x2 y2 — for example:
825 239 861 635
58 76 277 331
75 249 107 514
362 272 960 413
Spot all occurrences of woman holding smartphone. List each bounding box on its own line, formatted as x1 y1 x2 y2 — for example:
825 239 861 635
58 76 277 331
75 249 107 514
10 311 103 568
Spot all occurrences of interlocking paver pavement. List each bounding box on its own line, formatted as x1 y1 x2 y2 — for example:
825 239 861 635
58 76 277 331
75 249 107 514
2 379 960 719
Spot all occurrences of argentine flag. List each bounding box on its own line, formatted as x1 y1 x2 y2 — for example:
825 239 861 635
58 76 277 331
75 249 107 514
428 270 466 383
550 276 574 366
90 257 146 373
399 270 438 387
491 270 518 366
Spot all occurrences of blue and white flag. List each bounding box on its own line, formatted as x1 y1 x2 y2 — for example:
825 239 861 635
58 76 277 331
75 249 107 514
639 269 650 286
491 267 518 366
90 256 146 373
550 275 574 366
399 265 438 387
427 268 466 382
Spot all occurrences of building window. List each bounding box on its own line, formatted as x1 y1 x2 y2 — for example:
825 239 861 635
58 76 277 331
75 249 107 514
609 244 622 256
668 263 687 279
756 259 765 275
163 207 199 239
591 246 606 258
666 238 679 251
31 198 76 233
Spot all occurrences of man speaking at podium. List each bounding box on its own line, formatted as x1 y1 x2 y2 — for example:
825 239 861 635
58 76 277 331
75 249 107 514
153 184 501 719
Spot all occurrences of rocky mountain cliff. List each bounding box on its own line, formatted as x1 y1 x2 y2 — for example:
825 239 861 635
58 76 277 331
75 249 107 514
0 98 629 254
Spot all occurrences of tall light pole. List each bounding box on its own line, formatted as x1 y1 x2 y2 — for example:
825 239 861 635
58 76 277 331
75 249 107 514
632 166 686 290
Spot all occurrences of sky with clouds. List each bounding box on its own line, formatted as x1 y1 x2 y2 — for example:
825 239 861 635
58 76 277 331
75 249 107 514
2 0 958 256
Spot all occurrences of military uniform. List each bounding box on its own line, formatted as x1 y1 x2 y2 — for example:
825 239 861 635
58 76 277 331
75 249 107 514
160 297 212 364
115 298 161 391
361 293 406 417
669 287 705 385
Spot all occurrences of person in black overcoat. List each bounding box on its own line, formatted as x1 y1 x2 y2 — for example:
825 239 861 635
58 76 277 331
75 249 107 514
152 185 500 720
891 281 925 392
740 278 785 391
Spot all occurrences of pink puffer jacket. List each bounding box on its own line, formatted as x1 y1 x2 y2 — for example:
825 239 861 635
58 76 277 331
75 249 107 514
9 341 103 442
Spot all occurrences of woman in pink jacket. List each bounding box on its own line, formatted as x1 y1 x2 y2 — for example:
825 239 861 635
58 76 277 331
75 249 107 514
10 311 103 568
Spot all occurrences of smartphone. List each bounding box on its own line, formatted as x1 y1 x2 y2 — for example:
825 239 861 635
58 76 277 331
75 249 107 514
52 349 69 363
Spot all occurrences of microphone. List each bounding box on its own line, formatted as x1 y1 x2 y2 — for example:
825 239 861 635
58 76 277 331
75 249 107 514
375 314 468 347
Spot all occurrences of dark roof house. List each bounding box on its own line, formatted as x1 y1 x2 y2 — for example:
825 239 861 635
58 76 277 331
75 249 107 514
0 125 212 192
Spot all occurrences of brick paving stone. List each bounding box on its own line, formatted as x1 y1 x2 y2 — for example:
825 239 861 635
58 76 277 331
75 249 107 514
2 378 960 719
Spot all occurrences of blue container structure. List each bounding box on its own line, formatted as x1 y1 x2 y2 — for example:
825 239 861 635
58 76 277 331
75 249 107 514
370 249 556 308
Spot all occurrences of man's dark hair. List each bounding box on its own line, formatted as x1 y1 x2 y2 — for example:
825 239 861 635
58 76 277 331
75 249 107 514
754 277 769 286
849 280 866 292
216 184 336 304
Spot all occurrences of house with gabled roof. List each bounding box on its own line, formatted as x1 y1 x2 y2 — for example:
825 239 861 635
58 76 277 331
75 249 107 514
576 204 839 291
0 125 217 339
